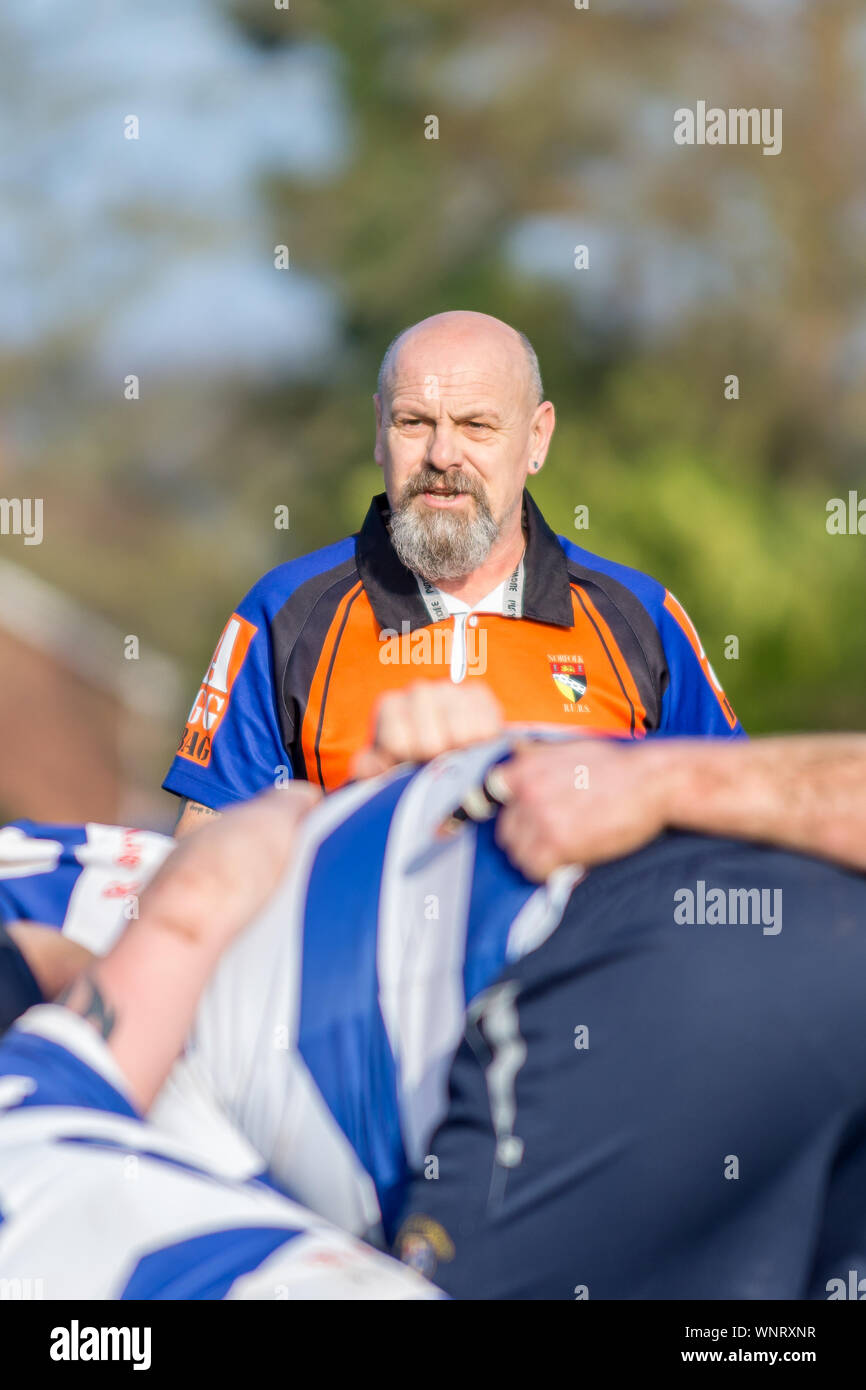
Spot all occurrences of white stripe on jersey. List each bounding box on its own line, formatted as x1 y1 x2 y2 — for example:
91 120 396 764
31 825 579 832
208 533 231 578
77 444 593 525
0 826 64 878
65 824 173 953
154 776 388 1236
377 743 494 1169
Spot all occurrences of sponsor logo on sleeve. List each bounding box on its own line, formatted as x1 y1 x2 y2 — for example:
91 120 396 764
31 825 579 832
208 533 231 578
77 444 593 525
176 613 258 767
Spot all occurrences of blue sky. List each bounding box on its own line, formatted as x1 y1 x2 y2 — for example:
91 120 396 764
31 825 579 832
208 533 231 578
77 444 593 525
0 0 349 382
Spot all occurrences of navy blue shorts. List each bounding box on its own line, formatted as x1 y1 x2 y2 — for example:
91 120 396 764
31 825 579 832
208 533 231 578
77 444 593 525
394 832 866 1299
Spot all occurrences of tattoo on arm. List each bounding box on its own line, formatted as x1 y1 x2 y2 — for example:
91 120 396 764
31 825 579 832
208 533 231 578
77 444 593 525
57 973 117 1041
177 799 220 827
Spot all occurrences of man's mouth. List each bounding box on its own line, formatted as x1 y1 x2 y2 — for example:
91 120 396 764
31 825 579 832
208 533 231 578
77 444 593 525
419 488 471 507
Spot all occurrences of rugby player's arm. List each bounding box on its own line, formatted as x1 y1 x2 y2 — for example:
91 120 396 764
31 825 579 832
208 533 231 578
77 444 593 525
662 734 866 872
174 798 221 838
58 785 320 1111
496 734 866 880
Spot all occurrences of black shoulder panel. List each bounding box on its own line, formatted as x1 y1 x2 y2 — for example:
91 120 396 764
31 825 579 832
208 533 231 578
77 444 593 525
270 557 359 776
564 558 669 730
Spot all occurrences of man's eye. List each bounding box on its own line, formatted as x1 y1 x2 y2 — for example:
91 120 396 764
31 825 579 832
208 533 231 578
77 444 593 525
466 421 489 431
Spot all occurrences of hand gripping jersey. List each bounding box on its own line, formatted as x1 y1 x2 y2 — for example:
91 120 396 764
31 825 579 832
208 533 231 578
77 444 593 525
0 822 173 953
0 1007 440 1300
153 738 582 1241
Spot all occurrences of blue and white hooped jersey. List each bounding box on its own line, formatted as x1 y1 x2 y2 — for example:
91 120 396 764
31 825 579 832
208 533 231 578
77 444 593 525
0 1007 439 1300
154 736 582 1242
0 822 173 953
0 738 581 1245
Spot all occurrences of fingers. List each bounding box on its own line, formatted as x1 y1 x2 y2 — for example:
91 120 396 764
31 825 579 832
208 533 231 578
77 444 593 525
495 801 559 882
494 738 670 878
393 683 453 762
363 680 505 771
492 740 568 811
494 740 599 879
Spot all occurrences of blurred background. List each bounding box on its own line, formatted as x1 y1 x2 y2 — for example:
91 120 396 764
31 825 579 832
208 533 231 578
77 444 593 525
1 0 864 828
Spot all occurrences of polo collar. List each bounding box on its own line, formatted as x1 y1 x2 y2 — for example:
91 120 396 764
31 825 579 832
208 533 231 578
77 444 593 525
355 490 574 633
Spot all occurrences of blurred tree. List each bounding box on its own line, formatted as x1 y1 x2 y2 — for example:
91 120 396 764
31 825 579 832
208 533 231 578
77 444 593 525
1 0 864 769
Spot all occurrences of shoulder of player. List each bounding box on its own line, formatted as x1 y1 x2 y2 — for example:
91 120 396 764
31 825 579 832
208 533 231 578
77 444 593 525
235 535 359 625
555 533 669 624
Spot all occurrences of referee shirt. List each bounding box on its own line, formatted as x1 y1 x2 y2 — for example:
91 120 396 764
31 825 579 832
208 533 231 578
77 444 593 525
162 490 742 803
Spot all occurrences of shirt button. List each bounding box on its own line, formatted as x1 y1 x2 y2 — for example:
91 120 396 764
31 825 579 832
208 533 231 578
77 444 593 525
469 615 478 626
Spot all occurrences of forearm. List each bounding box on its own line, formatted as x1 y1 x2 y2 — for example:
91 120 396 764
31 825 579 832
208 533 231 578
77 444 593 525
58 785 319 1112
663 735 866 871
59 916 226 1113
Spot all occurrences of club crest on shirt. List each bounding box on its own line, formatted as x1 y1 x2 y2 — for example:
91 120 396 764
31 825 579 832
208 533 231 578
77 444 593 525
549 657 587 704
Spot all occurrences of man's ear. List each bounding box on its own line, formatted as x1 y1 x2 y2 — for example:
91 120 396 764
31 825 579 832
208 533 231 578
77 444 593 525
529 401 556 472
373 393 385 469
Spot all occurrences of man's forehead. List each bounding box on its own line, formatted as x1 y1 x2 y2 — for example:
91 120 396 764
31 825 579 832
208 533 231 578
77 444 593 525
389 364 514 404
387 318 529 383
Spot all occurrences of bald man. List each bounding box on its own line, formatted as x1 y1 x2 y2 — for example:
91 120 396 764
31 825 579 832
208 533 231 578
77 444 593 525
165 311 743 832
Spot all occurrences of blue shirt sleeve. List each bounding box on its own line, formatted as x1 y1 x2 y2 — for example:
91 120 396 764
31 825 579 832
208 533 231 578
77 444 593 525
161 583 290 810
558 536 745 740
657 590 745 738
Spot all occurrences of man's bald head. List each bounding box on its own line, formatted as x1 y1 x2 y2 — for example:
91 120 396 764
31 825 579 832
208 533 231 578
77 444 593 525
373 309 556 585
377 311 544 411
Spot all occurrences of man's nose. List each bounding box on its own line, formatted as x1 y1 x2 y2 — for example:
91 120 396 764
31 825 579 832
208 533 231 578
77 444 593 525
425 422 462 470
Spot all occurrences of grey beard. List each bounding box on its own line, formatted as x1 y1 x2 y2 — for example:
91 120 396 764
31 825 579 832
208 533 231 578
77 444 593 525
390 494 500 583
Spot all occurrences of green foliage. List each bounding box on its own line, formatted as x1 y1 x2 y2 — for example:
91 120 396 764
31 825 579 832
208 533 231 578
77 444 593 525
7 0 866 738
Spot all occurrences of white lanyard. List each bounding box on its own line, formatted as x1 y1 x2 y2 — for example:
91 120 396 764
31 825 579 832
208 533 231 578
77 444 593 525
416 556 526 624
416 574 451 623
416 557 526 684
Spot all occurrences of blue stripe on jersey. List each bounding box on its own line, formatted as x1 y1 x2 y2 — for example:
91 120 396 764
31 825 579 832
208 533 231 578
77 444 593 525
120 1225 300 1300
0 822 87 929
298 771 415 1234
463 818 538 1004
0 1032 136 1119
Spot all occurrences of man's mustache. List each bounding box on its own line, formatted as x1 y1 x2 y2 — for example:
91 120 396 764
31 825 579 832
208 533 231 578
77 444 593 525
401 471 485 503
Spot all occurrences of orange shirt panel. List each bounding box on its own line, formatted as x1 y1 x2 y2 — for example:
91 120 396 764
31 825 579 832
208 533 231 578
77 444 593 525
301 586 648 790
